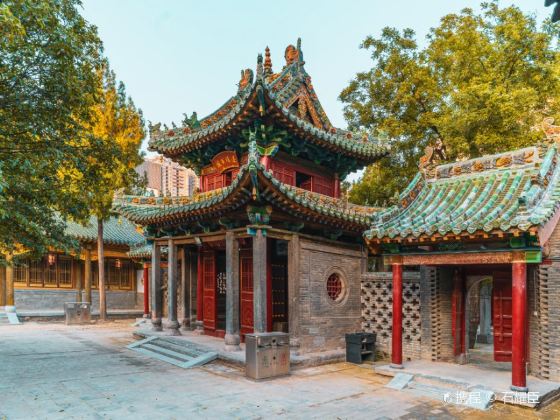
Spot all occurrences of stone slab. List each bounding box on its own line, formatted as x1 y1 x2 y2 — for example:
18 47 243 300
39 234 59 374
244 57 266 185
386 373 414 390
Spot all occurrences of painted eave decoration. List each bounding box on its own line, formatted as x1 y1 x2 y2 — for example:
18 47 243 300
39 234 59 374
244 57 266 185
114 141 379 232
364 143 560 245
146 39 388 165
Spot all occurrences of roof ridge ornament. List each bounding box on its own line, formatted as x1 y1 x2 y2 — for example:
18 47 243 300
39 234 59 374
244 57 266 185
256 53 264 81
419 138 447 178
238 69 254 92
542 117 560 147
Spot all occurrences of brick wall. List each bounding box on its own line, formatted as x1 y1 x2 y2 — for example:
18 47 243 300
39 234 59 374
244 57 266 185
420 266 437 361
539 220 560 381
296 238 363 353
14 289 141 311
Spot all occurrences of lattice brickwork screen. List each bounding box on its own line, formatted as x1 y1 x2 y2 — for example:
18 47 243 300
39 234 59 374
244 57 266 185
361 273 422 358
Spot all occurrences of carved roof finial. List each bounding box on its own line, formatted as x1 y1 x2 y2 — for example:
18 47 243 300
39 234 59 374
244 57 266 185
297 37 304 65
264 46 272 75
256 53 264 81
543 117 560 145
419 138 447 178
284 44 299 67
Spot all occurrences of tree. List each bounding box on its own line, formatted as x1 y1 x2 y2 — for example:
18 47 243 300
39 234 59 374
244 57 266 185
340 1 560 205
85 62 145 320
0 0 105 259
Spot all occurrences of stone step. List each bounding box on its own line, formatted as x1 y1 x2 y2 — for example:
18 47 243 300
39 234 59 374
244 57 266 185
133 346 191 368
0 312 20 325
127 336 218 369
140 343 192 362
152 339 205 358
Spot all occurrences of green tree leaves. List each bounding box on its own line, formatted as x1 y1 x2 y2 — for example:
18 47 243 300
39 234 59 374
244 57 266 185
0 1 144 261
0 0 104 258
340 1 560 205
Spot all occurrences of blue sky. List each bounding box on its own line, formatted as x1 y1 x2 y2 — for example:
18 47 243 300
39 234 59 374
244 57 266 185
81 0 552 178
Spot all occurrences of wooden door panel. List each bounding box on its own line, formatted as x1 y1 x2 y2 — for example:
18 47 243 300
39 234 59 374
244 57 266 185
493 274 512 362
202 251 216 331
240 249 253 335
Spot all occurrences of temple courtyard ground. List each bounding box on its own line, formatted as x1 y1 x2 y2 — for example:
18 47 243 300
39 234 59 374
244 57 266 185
1 321 559 419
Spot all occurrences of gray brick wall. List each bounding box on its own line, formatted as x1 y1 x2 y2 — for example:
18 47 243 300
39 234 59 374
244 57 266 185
15 289 141 311
420 266 436 361
296 239 363 353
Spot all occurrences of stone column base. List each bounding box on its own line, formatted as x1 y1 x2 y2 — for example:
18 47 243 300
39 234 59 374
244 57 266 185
181 318 191 331
224 333 241 351
151 318 163 332
193 320 204 335
165 320 181 336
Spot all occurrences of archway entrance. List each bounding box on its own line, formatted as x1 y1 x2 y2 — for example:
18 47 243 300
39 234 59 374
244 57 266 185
463 270 513 370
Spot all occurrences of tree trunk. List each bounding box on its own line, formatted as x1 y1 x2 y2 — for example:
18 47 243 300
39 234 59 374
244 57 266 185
97 217 107 321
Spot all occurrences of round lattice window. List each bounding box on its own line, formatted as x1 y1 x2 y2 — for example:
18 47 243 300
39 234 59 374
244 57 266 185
327 273 344 302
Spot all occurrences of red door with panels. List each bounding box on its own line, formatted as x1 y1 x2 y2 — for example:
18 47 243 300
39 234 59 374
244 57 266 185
202 250 216 332
493 273 513 362
240 249 254 336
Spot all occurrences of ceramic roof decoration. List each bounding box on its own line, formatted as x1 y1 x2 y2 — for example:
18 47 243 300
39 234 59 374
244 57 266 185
115 140 379 233
65 216 145 247
364 143 560 245
146 39 388 177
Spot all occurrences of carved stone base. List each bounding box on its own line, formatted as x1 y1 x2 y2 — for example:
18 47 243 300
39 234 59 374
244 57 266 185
193 320 204 335
151 317 162 332
166 320 181 336
181 318 191 331
224 333 241 352
143 313 151 319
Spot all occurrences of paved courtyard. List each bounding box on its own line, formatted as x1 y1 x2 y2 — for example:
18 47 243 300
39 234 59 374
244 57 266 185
0 321 559 419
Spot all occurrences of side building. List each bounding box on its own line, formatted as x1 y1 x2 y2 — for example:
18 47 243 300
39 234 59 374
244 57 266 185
0 216 146 318
363 138 560 391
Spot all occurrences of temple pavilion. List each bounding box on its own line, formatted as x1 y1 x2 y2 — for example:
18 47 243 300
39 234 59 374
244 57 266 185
115 39 387 353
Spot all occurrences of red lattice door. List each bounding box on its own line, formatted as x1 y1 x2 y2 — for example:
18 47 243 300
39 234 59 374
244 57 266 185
240 249 254 336
202 250 216 332
493 273 513 362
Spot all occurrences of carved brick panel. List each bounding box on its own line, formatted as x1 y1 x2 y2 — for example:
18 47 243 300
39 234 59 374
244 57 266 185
361 272 422 359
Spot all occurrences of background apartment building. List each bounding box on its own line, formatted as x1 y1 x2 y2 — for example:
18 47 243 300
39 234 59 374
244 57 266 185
136 156 198 197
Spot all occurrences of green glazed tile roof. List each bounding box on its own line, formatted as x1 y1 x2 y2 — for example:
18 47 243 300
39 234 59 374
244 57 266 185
147 40 388 163
115 141 378 231
128 243 167 259
364 145 560 242
65 216 145 246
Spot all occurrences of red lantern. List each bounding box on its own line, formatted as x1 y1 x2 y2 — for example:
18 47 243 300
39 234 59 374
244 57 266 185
47 253 56 266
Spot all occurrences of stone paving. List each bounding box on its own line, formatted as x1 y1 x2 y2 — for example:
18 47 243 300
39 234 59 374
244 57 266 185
0 321 559 419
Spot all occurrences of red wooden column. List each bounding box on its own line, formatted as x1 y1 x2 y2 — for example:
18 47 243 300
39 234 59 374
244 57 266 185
391 262 403 368
334 173 341 198
143 263 150 318
511 260 528 392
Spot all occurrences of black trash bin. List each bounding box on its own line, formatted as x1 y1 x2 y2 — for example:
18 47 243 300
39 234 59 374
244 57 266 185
345 332 376 364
